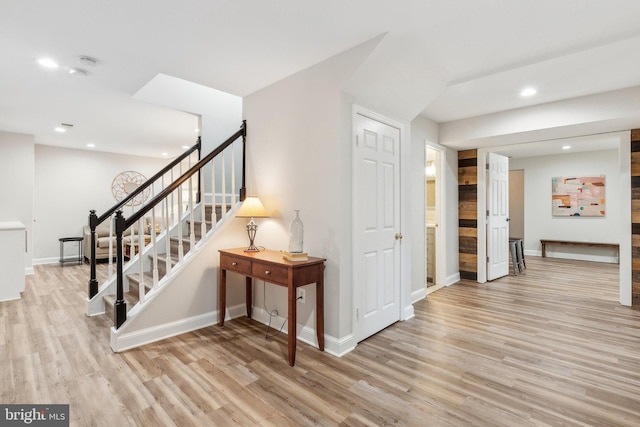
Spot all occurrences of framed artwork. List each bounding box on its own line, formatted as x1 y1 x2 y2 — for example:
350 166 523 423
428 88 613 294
551 175 605 217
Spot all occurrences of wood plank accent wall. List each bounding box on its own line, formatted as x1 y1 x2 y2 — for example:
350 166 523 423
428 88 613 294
631 129 640 306
459 149 478 280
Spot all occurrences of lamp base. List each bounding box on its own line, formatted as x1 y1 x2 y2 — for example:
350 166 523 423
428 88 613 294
244 219 261 252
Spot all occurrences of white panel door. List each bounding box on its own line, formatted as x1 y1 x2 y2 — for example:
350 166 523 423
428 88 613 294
354 113 401 341
487 152 509 280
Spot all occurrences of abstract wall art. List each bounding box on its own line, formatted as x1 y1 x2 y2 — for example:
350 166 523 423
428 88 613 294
551 175 605 217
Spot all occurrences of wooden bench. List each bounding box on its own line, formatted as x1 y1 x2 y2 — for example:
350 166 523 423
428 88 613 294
540 239 619 263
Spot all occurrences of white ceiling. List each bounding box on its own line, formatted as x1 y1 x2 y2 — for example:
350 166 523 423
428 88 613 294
2 0 640 158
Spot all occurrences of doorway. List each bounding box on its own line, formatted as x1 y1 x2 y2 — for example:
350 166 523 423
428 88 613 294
509 169 524 239
426 146 444 294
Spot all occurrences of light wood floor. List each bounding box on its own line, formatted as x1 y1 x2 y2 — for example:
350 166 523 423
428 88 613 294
2 257 639 426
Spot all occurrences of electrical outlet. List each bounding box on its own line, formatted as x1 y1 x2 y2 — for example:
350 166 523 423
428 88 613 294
297 288 306 304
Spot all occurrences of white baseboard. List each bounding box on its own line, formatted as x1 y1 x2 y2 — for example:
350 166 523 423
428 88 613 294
111 301 357 359
33 257 59 265
111 311 216 352
446 272 461 286
230 305 356 358
403 303 415 321
411 287 427 304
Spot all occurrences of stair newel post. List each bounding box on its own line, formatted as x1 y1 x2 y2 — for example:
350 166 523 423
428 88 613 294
114 210 127 329
88 210 99 298
239 120 247 202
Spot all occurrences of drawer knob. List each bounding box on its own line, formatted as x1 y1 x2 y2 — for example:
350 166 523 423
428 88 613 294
265 270 271 275
231 262 237 266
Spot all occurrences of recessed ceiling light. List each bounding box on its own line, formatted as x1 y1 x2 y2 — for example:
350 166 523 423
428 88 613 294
562 145 571 150
520 87 537 97
86 143 95 148
182 145 190 149
54 127 66 133
161 152 168 157
38 57 59 69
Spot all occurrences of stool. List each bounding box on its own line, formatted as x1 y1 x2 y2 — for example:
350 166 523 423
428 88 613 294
509 238 525 274
59 237 83 266
509 240 520 275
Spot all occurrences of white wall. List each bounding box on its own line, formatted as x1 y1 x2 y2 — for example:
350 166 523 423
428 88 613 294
33 145 169 263
242 36 397 354
510 149 620 262
0 131 34 272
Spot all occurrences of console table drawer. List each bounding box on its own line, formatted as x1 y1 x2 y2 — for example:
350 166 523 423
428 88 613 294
252 262 288 284
221 255 252 275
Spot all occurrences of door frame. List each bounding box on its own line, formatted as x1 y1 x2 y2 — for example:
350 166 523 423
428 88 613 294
476 149 489 283
352 105 411 344
425 143 446 291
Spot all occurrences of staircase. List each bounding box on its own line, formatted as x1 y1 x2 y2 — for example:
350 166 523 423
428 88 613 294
86 122 246 350
101 206 230 323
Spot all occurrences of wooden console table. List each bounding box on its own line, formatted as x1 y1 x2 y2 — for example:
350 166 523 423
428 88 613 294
218 248 326 366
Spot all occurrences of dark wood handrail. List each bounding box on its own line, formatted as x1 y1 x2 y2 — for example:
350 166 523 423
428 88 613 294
88 137 201 298
119 123 246 232
96 137 202 225
91 121 247 330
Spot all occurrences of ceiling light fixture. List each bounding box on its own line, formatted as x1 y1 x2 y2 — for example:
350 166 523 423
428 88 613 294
182 145 190 149
77 55 99 67
161 152 168 157
37 58 59 69
69 67 89 76
86 143 95 148
562 145 571 150
520 87 537 97
194 128 200 133
54 123 74 133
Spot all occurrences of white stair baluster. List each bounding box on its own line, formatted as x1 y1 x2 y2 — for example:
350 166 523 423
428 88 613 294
211 157 217 226
189 172 195 250
152 207 159 288
221 151 226 220
164 197 171 277
177 183 184 262
231 142 237 207
138 217 145 302
200 169 206 239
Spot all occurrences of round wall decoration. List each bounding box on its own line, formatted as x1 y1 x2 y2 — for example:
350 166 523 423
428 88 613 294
111 171 150 206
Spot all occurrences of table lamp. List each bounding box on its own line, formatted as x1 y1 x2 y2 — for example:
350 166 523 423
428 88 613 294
235 196 269 252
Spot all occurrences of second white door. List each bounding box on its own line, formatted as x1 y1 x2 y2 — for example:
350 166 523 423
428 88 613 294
487 152 509 280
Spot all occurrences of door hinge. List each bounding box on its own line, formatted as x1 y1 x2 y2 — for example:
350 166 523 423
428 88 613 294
486 210 489 217
487 256 489 263
356 135 359 146
356 308 359 320
486 163 490 170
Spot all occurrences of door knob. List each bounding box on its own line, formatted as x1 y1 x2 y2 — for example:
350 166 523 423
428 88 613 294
395 233 403 240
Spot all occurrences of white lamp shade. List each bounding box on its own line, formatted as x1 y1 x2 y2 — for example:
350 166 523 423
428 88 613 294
236 196 269 218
